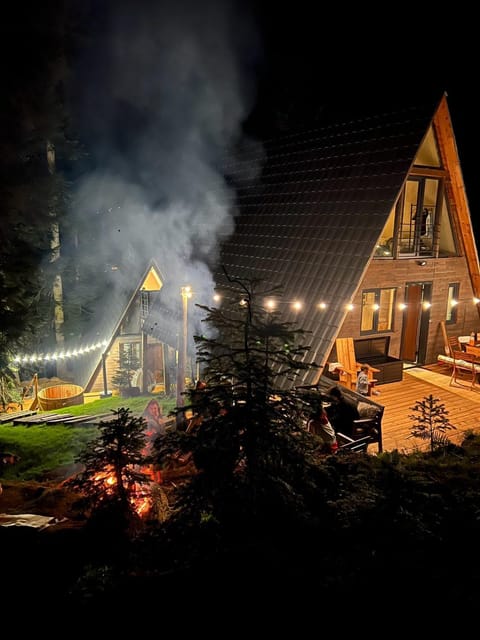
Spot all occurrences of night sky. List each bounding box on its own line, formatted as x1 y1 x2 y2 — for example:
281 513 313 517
5 0 479 278
71 1 478 238
247 4 478 236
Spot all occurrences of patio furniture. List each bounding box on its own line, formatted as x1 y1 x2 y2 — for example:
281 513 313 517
450 349 479 390
334 338 380 393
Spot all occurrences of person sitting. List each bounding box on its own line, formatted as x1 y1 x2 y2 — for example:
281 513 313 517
356 365 370 396
306 403 338 454
325 385 360 439
142 399 167 444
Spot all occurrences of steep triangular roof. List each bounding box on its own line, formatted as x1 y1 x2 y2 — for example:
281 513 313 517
215 94 477 388
78 259 165 391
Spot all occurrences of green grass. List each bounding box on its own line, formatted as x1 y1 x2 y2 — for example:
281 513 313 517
46 393 178 417
0 393 178 481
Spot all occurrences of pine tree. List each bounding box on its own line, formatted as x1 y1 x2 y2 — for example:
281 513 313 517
408 393 457 453
67 407 150 536
111 344 141 394
0 3 82 372
153 271 324 529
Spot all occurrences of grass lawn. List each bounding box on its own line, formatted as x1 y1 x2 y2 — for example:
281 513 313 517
0 393 177 481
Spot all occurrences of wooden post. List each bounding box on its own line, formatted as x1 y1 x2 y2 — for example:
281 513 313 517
176 285 192 427
101 353 112 398
30 373 39 410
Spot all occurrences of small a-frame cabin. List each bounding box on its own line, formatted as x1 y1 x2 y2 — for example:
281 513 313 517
61 260 183 397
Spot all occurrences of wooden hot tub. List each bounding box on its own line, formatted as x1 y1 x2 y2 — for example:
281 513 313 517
38 384 84 411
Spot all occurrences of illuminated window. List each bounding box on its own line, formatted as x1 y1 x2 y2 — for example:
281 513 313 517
446 283 459 324
361 288 396 334
374 174 457 260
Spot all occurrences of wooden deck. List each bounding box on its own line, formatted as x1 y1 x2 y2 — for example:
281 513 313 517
374 362 480 453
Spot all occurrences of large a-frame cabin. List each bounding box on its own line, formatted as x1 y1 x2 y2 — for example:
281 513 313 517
215 93 480 390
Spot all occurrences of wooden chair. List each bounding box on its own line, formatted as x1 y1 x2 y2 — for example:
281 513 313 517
440 320 461 356
450 350 478 390
335 338 380 393
447 336 461 356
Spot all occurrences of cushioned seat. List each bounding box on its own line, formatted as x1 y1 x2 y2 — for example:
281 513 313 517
438 352 480 390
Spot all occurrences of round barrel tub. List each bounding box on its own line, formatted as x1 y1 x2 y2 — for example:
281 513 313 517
38 384 84 411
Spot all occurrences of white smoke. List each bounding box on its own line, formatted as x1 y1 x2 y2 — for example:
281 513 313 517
69 0 260 313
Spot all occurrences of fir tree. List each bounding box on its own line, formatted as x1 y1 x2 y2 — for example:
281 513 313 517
68 407 150 536
153 271 324 531
111 344 141 393
408 393 457 453
0 3 82 372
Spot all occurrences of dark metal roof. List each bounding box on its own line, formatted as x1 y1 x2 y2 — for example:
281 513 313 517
215 101 439 387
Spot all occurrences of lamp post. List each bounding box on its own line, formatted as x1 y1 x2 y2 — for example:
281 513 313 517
100 352 112 398
176 285 192 411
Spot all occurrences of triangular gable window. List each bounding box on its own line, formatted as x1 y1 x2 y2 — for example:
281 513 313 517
141 267 163 292
374 125 457 259
414 125 442 168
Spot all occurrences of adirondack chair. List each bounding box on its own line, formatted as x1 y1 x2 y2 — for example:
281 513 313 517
335 337 380 393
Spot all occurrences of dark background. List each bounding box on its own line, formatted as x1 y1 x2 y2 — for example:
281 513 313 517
246 3 478 238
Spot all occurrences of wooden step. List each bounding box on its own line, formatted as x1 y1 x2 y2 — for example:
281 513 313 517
0 410 37 424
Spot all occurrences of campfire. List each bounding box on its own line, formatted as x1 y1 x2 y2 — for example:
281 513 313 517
93 467 154 517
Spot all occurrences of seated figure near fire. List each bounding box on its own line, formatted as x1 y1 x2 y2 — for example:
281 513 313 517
142 399 166 446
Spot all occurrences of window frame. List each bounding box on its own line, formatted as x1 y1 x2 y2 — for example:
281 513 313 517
360 287 396 335
446 283 460 325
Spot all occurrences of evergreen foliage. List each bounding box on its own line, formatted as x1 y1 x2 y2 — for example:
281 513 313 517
67 407 150 535
408 393 457 452
111 344 141 391
0 369 23 411
152 271 324 533
0 3 83 371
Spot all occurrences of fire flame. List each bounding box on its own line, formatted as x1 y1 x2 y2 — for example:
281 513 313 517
94 466 155 517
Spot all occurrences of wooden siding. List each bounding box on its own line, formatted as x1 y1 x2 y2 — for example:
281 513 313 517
89 336 167 394
335 257 480 367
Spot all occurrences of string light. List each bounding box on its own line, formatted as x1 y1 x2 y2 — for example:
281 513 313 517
265 299 277 311
12 340 109 364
